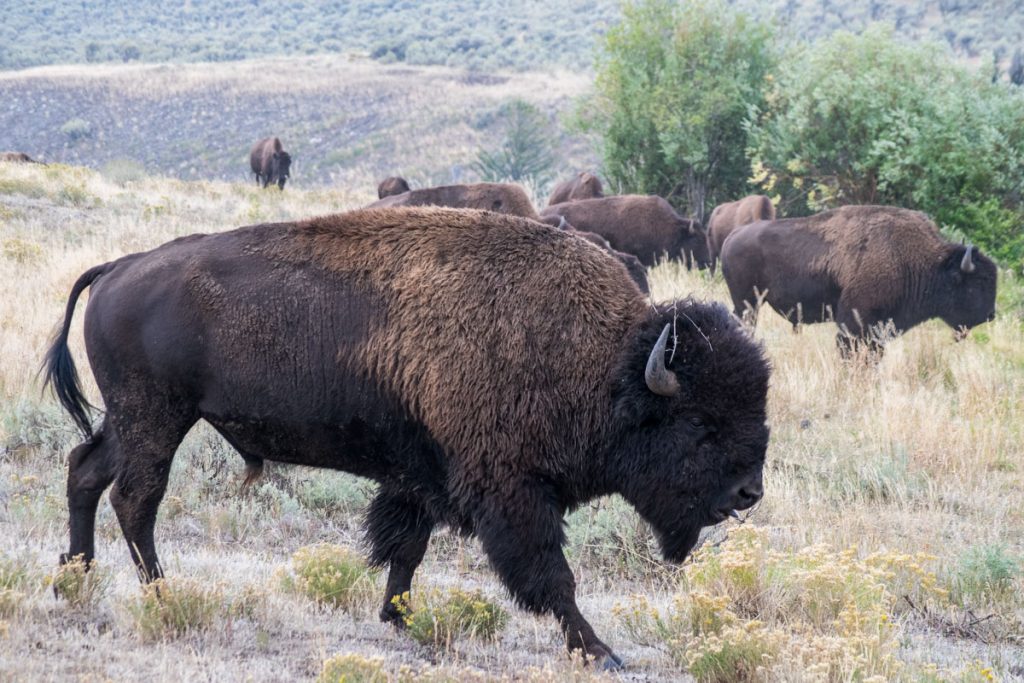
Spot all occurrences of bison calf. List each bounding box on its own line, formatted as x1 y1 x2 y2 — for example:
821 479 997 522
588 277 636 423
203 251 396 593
720 205 997 354
45 207 770 667
250 137 291 190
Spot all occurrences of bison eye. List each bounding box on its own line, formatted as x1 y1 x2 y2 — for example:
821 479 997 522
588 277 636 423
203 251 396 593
689 416 705 429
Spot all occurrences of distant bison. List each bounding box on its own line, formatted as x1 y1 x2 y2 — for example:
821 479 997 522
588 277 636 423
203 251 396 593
0 152 42 164
378 176 411 199
541 195 710 269
45 207 770 668
720 205 997 353
541 214 650 294
249 137 292 190
547 171 604 206
706 195 775 274
369 182 538 219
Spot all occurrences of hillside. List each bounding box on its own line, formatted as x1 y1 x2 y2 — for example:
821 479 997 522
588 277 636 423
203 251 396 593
1 161 1023 681
0 58 595 190
1 0 1020 72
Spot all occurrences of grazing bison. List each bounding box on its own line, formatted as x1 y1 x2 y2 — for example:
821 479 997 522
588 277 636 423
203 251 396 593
0 151 42 164
377 176 411 199
541 195 710 269
369 182 538 219
720 205 997 354
249 137 292 190
547 171 604 206
706 195 775 274
541 214 650 294
44 207 770 668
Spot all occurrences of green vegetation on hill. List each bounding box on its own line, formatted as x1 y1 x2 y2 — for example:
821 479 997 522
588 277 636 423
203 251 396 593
0 0 1021 72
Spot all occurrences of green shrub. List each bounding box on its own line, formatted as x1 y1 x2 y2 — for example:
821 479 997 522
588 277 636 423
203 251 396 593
60 118 93 142
0 556 34 618
50 555 110 608
281 544 377 611
56 183 92 206
949 544 1022 606
398 587 508 647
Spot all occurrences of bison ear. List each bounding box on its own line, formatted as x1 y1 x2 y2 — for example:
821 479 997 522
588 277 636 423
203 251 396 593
645 324 680 397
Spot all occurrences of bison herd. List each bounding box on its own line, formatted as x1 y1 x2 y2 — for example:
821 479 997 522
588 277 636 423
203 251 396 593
23 142 998 669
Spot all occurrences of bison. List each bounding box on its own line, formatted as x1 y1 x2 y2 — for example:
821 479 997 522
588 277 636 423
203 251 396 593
720 205 997 354
541 195 710 269
547 171 604 206
377 176 411 199
44 207 770 668
706 195 775 274
369 182 538 219
0 151 42 164
541 214 650 294
249 137 292 190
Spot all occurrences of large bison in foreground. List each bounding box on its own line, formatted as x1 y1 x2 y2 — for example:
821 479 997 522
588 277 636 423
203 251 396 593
541 195 710 269
369 182 538 219
706 195 775 273
45 207 770 668
720 205 997 353
249 137 292 190
547 171 604 205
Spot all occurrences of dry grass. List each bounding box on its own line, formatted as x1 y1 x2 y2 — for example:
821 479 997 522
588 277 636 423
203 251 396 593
1 161 1022 681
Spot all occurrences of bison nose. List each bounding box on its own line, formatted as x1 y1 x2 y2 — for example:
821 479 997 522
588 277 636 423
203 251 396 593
732 479 763 511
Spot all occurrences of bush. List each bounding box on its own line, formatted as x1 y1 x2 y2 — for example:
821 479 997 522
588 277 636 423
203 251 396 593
281 544 377 611
583 0 775 219
317 654 387 683
60 118 93 142
2 238 43 264
0 555 34 618
127 578 228 641
949 544 1022 606
50 555 110 608
397 587 508 647
101 158 147 186
748 25 1024 270
472 100 555 189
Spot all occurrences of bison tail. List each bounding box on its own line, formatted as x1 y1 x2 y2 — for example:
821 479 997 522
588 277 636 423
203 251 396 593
42 263 110 440
241 458 264 490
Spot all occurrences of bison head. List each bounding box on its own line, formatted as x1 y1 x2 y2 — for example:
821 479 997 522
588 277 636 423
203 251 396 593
272 151 292 189
608 301 770 562
935 244 997 334
378 176 411 199
678 219 712 270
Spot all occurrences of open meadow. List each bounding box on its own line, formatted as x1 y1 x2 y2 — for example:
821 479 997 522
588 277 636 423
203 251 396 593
1 159 1022 681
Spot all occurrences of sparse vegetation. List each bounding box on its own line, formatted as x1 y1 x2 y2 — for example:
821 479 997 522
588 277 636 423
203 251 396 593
127 578 247 641
396 588 508 648
317 654 388 683
50 555 110 609
281 544 377 612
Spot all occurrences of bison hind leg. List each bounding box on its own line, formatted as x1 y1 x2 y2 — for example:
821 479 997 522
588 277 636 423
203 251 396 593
60 420 123 576
365 490 434 626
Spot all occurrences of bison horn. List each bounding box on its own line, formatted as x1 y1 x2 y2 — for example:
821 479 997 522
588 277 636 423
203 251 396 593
645 324 680 397
960 245 976 274
557 216 568 230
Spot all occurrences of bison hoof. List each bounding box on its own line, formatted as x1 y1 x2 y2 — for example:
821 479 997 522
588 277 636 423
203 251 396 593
379 606 407 629
598 652 625 671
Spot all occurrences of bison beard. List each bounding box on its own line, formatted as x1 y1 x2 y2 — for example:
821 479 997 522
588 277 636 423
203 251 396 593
43 207 770 668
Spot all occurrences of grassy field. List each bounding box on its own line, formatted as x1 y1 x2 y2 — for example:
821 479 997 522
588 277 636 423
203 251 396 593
1 160 1022 681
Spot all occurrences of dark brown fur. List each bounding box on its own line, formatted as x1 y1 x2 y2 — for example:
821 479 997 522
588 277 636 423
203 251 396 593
369 182 538 219
539 214 649 294
706 195 775 273
547 172 604 206
377 176 411 199
44 208 770 667
720 205 997 353
541 195 710 269
249 137 292 190
0 151 42 164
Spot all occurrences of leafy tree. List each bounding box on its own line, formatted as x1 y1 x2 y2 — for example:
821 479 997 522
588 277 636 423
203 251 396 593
748 25 1024 270
581 0 775 220
472 100 555 188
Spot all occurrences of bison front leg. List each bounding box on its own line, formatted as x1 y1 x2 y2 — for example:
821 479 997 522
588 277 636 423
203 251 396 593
365 489 434 626
476 482 623 670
